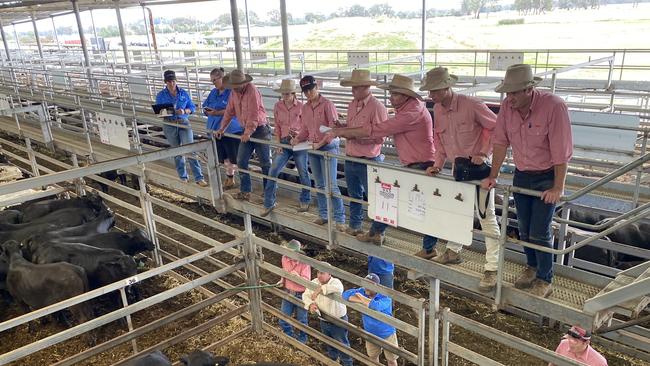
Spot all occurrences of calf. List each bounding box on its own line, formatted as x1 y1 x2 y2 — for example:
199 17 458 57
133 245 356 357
0 207 99 231
180 351 229 366
1 240 94 343
45 210 115 238
50 228 155 256
597 219 650 266
124 350 171 366
0 210 22 225
18 193 107 222
27 240 137 289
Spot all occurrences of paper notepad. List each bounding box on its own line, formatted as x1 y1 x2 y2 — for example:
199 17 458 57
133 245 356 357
292 141 312 151
319 125 332 133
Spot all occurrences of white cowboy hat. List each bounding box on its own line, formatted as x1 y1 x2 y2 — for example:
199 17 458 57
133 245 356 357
273 79 301 94
494 64 542 93
340 69 378 87
419 67 458 91
378 74 423 100
223 69 253 87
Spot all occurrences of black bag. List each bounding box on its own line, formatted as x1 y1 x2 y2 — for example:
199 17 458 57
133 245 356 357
453 157 491 182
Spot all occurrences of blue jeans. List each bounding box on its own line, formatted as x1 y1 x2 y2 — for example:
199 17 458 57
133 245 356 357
279 291 308 343
237 125 272 193
375 272 394 289
162 121 204 182
320 315 353 366
264 137 311 209
345 156 383 230
370 161 438 253
309 139 345 223
513 169 556 283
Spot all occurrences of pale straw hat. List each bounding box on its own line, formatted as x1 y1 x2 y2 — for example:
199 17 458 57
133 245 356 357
223 69 253 87
378 74 423 100
273 79 301 94
419 67 458 91
340 69 378 87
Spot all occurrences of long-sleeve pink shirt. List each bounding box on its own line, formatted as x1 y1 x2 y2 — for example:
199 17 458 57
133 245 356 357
281 256 311 293
344 94 388 158
273 99 303 139
433 92 497 169
493 89 573 171
223 83 268 136
296 95 338 144
366 97 435 166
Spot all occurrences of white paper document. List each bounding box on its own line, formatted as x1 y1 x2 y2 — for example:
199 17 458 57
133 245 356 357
319 125 332 133
407 190 426 221
292 141 312 151
374 182 399 227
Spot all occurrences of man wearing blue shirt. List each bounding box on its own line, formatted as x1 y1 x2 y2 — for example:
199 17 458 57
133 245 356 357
203 67 243 189
368 256 395 289
155 70 207 187
343 273 399 366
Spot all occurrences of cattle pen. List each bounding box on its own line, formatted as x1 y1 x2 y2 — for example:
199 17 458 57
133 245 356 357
1 0 650 365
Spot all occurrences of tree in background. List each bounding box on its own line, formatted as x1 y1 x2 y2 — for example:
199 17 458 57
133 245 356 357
461 0 499 19
368 3 395 17
304 12 327 23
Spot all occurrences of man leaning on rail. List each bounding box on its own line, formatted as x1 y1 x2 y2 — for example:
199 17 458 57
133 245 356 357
481 64 573 298
327 74 439 258
421 67 501 292
215 70 272 201
155 70 208 187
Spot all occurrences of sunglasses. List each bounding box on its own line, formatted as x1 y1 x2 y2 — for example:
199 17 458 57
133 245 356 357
567 329 589 341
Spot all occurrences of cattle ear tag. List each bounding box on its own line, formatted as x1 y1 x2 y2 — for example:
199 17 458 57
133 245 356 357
124 276 139 286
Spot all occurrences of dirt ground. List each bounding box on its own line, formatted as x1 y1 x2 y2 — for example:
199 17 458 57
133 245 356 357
0 137 648 365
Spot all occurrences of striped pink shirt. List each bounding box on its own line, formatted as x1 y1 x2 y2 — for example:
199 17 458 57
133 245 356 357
367 98 435 166
551 339 607 366
493 89 573 171
433 92 497 169
296 95 338 144
345 94 388 158
281 256 311 293
273 99 303 139
223 83 268 136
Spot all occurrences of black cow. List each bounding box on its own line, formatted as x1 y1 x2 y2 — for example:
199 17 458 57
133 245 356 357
596 219 650 267
27 241 137 289
49 228 154 256
98 170 141 194
0 222 61 244
44 210 115 239
0 207 99 231
0 256 7 291
180 351 229 366
124 350 172 366
0 240 94 343
18 193 106 222
0 210 22 225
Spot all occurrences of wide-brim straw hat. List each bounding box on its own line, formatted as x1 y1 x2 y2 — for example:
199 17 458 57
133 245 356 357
378 74 423 100
223 69 253 87
273 79 301 94
340 69 378 87
494 64 542 93
419 67 458 91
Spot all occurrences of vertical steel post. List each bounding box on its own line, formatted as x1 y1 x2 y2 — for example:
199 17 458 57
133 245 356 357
31 14 43 59
428 278 440 366
323 152 334 249
633 131 648 207
115 1 132 73
0 20 12 62
142 5 152 60
207 135 225 211
417 300 427 366
70 153 86 196
244 0 253 68
72 0 93 82
50 16 61 52
24 137 40 177
420 0 427 78
90 10 100 55
280 0 291 75
229 0 244 70
119 287 139 353
440 309 450 366
494 187 511 309
12 24 21 57
556 206 571 265
243 213 263 333
550 69 557 94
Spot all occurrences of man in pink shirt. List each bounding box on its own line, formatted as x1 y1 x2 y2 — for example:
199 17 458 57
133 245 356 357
292 75 346 230
215 70 271 201
481 64 573 298
276 239 312 344
550 325 607 366
261 79 311 217
329 75 439 258
339 69 388 235
421 67 501 292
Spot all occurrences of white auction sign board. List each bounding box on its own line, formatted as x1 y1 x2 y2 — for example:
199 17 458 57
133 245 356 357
96 112 131 150
367 165 476 246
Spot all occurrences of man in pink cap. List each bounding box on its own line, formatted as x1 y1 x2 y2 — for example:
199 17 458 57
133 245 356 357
481 64 573 298
420 66 500 292
550 325 607 366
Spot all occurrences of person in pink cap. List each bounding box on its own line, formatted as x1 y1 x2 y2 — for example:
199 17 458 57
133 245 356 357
276 239 311 344
420 66 500 292
481 64 573 298
550 325 607 366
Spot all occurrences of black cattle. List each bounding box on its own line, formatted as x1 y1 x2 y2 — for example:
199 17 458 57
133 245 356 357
18 193 106 222
124 350 172 366
49 228 154 256
180 351 229 366
27 241 137 289
0 210 22 225
98 170 141 194
0 256 7 291
0 222 61 244
595 219 650 267
0 207 99 231
0 240 94 343
44 210 115 239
